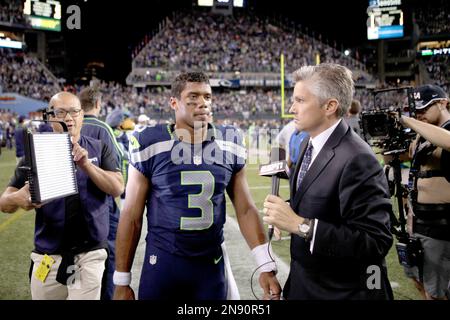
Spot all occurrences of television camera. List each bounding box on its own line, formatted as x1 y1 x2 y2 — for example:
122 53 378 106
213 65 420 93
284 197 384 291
360 87 416 153
360 87 423 274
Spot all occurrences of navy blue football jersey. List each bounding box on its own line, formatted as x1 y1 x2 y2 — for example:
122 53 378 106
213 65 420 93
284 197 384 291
130 123 246 257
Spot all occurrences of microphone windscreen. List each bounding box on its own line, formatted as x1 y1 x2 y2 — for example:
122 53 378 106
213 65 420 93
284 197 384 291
270 147 286 162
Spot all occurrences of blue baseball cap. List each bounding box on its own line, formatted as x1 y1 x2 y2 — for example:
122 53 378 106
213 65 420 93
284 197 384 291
105 109 125 128
414 84 448 110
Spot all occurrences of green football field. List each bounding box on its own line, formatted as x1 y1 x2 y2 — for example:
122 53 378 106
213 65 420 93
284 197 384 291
0 147 421 300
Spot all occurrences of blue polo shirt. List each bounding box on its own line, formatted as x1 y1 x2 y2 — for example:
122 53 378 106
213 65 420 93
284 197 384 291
289 130 309 166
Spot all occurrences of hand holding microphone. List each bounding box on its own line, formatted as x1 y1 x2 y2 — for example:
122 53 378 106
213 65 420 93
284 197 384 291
259 147 289 240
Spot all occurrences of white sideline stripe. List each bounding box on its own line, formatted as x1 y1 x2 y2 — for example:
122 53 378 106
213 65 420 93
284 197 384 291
226 215 290 276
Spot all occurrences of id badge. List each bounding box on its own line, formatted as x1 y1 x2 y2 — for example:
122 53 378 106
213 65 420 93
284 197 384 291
34 254 55 283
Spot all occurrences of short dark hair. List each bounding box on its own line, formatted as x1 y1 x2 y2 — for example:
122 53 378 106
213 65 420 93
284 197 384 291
349 99 361 115
79 86 102 112
171 72 210 99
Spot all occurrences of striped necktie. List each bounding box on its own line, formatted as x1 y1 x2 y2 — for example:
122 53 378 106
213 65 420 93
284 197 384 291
296 141 313 190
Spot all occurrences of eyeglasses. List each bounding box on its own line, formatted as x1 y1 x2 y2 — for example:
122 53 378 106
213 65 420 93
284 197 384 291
48 109 82 119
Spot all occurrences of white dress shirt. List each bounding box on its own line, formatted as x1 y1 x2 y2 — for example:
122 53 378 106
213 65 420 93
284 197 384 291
304 119 342 253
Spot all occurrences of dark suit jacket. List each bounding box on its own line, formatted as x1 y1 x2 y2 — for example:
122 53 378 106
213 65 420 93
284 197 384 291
283 120 394 300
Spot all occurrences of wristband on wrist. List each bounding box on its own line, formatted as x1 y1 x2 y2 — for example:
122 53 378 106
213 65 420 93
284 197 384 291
251 243 277 274
113 271 132 286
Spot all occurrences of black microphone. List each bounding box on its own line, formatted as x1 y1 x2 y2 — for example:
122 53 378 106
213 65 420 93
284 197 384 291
259 147 290 240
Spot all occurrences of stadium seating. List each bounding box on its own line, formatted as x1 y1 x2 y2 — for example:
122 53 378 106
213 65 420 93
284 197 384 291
1 6 447 122
423 55 450 93
128 10 371 86
0 48 61 101
414 0 450 36
0 0 28 27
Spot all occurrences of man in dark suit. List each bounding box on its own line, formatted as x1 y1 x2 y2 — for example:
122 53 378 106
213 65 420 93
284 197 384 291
263 63 394 300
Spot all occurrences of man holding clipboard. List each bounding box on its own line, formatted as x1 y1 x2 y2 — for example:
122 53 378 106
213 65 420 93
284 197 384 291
0 92 124 300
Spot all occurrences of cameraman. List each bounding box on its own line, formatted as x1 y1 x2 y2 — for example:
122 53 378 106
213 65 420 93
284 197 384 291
400 84 450 300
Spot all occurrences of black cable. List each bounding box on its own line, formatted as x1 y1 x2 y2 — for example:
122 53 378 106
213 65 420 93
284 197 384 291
250 238 280 300
268 227 274 241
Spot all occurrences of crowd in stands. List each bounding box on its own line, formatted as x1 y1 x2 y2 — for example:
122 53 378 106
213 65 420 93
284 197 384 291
0 49 61 101
423 55 450 93
133 11 366 74
0 43 395 124
70 79 375 122
72 80 287 120
0 0 28 26
414 0 450 36
3 45 447 124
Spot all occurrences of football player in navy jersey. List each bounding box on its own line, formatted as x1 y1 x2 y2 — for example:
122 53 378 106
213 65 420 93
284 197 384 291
113 72 281 300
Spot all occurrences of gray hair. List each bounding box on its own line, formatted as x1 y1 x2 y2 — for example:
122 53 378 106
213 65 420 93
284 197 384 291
293 63 354 117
